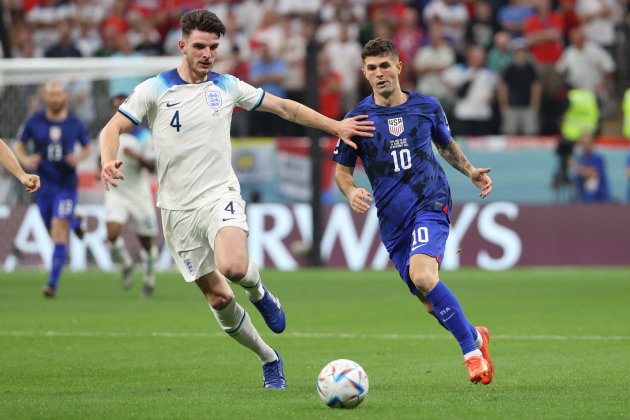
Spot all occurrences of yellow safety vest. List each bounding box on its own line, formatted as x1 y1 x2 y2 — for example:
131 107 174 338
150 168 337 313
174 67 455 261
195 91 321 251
561 89 599 142
623 89 630 139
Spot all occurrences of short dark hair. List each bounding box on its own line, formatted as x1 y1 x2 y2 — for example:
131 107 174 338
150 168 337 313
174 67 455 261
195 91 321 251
181 9 226 38
361 38 399 62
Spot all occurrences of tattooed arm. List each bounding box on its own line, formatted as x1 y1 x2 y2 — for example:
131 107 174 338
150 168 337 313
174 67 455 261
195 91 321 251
436 139 494 198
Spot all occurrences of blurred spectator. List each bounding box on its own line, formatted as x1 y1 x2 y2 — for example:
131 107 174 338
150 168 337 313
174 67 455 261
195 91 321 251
11 25 44 58
73 18 103 57
497 41 541 135
26 0 75 52
626 148 630 202
317 50 343 120
497 0 534 38
108 32 147 98
393 6 424 89
130 18 164 56
250 9 284 54
555 26 615 107
233 0 273 34
523 0 565 134
423 0 469 55
413 23 456 116
558 0 581 42
275 0 321 19
45 19 82 57
94 25 121 57
323 25 363 115
228 45 251 138
359 5 394 45
249 42 289 135
486 31 514 74
464 0 497 51
572 132 610 202
102 0 130 35
278 17 307 105
576 0 619 56
555 88 599 187
442 45 498 136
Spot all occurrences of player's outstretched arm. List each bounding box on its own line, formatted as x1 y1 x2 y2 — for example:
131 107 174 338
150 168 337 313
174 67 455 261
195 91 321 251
435 139 493 198
99 112 134 191
257 93 374 149
0 139 40 193
335 163 372 213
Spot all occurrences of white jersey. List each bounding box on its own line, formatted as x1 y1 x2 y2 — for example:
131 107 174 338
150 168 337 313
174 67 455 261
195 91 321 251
109 127 155 203
118 69 264 210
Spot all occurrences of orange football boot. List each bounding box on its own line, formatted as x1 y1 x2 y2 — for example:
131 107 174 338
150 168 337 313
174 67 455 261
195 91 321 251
464 355 493 385
476 326 494 374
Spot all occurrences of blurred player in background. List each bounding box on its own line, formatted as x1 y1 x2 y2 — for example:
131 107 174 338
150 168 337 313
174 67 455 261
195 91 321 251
14 81 91 298
101 94 159 297
333 38 495 385
0 139 40 193
99 9 373 389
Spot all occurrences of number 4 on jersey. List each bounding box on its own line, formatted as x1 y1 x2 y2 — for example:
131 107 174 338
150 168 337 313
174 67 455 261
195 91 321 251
170 110 181 132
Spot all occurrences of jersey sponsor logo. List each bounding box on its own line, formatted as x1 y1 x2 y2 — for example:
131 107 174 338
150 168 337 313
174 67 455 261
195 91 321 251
166 101 181 108
205 91 222 109
388 117 404 137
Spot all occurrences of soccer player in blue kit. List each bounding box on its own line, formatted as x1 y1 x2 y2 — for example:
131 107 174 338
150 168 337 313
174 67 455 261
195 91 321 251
14 81 91 298
333 39 495 385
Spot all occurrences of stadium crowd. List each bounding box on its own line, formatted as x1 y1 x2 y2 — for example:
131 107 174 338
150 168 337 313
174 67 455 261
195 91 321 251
1 0 628 139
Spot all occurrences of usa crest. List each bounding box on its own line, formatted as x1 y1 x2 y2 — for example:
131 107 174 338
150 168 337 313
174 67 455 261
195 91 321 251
388 117 404 137
205 91 222 109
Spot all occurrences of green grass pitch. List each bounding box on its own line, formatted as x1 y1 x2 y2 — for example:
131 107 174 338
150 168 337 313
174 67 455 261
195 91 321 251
1 267 629 419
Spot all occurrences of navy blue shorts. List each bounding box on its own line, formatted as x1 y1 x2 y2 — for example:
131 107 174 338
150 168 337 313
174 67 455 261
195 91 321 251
389 210 450 295
35 185 77 229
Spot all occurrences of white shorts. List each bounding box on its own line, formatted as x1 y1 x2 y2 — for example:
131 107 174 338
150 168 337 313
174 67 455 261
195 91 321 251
105 194 159 237
161 192 248 282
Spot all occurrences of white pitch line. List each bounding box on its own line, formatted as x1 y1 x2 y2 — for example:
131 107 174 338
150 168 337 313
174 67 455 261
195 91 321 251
0 331 629 341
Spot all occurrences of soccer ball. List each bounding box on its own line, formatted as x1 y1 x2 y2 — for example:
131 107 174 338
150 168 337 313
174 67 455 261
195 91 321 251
317 359 369 409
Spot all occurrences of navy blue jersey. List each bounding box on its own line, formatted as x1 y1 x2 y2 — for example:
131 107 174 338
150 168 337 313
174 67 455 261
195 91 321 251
333 91 452 245
18 110 89 190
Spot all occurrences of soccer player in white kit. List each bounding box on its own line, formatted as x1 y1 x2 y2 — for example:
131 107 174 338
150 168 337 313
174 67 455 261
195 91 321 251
99 9 374 389
103 94 159 297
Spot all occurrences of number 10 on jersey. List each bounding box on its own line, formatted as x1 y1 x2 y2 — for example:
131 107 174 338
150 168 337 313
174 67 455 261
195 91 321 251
391 148 411 172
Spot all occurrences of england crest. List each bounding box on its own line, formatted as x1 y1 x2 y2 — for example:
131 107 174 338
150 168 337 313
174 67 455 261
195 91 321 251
388 117 404 137
205 90 222 109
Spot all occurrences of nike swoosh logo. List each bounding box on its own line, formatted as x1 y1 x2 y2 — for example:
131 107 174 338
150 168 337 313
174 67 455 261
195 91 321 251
411 244 427 251
222 218 235 221
166 102 181 108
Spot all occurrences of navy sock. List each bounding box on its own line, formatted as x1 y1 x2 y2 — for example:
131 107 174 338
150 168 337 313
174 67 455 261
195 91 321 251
48 244 66 289
430 312 478 341
425 281 478 355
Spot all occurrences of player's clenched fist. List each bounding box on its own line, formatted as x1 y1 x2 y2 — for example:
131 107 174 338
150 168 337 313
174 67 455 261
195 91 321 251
101 160 124 191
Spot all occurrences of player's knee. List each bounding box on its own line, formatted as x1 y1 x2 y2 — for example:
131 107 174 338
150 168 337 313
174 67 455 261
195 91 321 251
410 269 438 295
220 261 248 282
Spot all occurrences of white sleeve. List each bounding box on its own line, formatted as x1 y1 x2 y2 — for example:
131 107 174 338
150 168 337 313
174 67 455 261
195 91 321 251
233 78 264 111
118 78 157 125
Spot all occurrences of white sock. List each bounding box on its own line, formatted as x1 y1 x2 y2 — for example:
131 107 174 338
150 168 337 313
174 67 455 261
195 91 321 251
140 245 158 286
464 349 483 360
111 237 133 269
210 298 276 364
234 259 265 302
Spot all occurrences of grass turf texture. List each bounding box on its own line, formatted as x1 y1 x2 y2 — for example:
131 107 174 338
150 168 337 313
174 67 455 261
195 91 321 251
1 267 629 419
